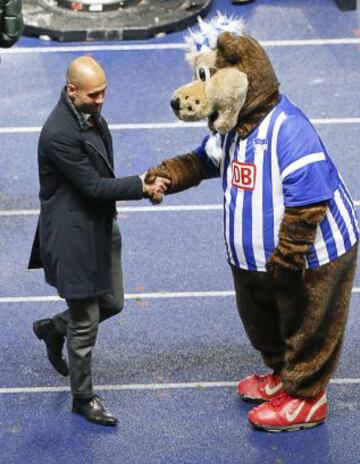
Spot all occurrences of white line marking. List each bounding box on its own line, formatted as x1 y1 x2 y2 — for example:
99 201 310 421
2 37 360 54
0 126 40 134
0 121 206 134
0 118 360 135
262 38 360 47
0 288 359 304
313 118 360 125
110 122 207 130
2 43 189 54
0 209 39 216
0 204 223 217
0 378 359 395
0 382 237 395
1 202 359 218
0 291 236 304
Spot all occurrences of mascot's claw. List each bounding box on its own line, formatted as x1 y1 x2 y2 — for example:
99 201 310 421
145 168 172 204
150 195 163 205
266 250 306 280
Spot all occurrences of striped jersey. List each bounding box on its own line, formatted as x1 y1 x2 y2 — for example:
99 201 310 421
193 95 359 271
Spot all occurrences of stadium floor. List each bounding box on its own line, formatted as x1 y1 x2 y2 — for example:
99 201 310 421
0 0 360 462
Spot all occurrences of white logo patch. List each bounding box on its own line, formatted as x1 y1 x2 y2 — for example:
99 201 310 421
285 401 305 423
232 161 256 190
264 382 283 397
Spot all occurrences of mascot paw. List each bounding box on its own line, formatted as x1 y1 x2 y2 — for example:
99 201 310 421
144 168 172 204
145 167 172 185
149 192 164 205
266 250 305 279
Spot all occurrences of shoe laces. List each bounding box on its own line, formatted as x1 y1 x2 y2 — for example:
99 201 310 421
254 373 278 385
269 391 290 408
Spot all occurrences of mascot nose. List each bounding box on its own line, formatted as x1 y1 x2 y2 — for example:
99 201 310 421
170 97 181 111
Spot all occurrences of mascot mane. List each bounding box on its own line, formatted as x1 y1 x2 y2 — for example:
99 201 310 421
185 13 246 63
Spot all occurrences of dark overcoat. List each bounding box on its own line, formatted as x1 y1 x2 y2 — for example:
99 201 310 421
28 89 144 299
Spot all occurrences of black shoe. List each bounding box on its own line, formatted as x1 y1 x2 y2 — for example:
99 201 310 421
231 0 255 3
33 318 69 377
72 396 118 426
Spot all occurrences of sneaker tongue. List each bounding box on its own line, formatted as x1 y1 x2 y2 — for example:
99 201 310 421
255 374 271 383
270 391 289 407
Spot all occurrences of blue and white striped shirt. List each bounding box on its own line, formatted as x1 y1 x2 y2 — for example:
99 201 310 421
193 95 359 271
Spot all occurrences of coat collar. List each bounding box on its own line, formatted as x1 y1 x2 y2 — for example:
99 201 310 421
60 87 97 132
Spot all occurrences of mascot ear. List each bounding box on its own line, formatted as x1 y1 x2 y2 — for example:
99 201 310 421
217 32 245 64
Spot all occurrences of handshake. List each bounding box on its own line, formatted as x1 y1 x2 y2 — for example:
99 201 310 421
140 171 171 204
139 153 204 204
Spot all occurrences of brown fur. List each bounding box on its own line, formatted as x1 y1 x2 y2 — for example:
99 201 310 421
216 32 280 138
282 244 357 397
147 32 279 188
267 202 329 274
148 30 281 190
146 27 358 403
232 243 358 398
145 153 206 203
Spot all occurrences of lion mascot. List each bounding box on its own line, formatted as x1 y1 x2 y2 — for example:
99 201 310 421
146 14 359 432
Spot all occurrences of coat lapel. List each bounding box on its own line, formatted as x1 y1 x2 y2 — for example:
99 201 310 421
97 116 114 166
85 141 116 177
60 90 116 176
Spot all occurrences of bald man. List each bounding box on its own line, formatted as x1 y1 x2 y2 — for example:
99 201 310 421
29 56 169 426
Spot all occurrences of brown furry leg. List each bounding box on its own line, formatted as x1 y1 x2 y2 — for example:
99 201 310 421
279 243 358 398
231 265 285 373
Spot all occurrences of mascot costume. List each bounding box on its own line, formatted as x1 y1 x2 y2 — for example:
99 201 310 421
146 14 359 432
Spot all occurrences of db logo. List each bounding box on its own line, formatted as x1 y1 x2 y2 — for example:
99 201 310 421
232 161 256 190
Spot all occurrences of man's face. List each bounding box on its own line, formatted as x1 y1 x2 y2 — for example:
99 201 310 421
67 74 107 115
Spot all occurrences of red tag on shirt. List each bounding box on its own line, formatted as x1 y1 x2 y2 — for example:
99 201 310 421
232 161 256 191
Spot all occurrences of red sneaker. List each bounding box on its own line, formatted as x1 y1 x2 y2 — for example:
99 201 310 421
237 373 283 402
248 390 327 432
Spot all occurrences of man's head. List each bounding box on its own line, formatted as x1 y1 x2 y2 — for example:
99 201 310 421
66 56 107 115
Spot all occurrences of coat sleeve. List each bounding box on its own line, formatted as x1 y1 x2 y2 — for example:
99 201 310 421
0 0 24 48
44 133 144 202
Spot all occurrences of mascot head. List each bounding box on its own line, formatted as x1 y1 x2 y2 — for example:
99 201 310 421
170 13 279 136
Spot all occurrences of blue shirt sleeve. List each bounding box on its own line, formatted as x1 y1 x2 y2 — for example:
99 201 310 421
192 134 222 179
277 114 339 207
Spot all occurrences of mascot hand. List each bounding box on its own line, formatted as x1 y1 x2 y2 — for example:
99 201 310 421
144 167 172 204
266 201 329 279
145 153 206 204
142 171 171 205
266 245 306 280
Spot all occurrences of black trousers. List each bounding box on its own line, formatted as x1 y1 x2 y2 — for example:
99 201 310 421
53 221 123 399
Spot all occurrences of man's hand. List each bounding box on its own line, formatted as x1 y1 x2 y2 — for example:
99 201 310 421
140 173 171 203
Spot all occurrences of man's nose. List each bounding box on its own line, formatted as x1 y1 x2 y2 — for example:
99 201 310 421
95 93 105 104
170 97 181 111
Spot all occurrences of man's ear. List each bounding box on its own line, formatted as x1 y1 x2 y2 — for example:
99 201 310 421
66 83 76 99
217 32 245 64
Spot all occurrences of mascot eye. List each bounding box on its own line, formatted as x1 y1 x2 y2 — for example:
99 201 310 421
197 67 210 82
